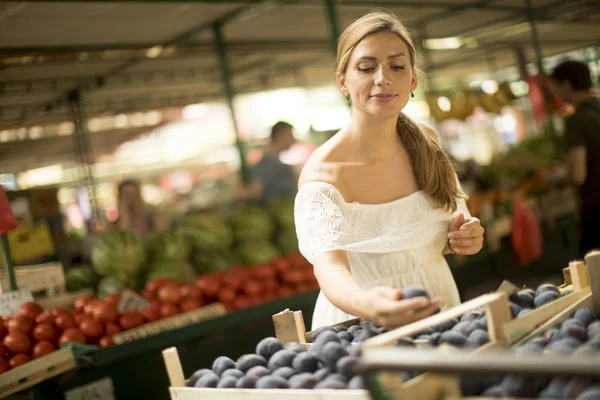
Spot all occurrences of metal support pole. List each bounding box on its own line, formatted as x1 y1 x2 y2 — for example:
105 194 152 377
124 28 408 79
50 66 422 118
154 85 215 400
323 0 340 57
524 0 559 151
212 22 250 184
418 25 436 92
1 235 17 291
69 90 100 224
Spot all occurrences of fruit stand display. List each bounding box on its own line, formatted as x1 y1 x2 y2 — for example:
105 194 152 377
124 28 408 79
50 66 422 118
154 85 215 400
159 253 597 399
358 250 600 400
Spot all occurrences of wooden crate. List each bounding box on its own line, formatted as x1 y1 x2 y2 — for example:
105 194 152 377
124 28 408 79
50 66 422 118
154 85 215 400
0 348 76 398
0 262 65 295
114 302 227 344
161 347 369 400
359 250 600 400
35 288 95 311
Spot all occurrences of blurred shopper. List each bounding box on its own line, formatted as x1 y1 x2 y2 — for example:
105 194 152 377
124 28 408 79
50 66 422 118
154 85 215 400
114 179 170 238
244 121 298 204
551 60 600 255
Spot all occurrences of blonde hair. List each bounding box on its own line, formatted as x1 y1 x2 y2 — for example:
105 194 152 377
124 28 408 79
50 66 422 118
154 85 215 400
337 10 463 211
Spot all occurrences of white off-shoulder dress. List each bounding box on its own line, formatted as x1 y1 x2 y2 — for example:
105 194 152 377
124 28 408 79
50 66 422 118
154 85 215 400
294 181 470 330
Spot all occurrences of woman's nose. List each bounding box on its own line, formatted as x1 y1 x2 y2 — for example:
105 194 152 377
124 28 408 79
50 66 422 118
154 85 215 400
374 66 391 86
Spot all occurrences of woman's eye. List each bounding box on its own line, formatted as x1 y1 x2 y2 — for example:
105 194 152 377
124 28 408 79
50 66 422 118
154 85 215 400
392 65 406 71
357 66 375 72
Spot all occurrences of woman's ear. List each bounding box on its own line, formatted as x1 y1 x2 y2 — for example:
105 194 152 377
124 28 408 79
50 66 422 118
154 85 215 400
411 70 418 92
337 72 347 94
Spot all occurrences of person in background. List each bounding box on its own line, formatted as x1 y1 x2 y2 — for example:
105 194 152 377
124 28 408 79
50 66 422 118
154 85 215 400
114 179 170 238
551 60 600 256
245 121 298 204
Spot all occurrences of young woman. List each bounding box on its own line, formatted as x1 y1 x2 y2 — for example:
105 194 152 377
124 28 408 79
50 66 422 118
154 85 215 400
294 11 484 330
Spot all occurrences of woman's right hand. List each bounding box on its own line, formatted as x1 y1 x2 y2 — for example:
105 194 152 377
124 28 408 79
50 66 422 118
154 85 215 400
359 286 442 329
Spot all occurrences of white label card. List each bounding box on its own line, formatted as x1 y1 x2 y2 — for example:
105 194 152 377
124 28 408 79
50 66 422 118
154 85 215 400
65 377 115 400
0 289 33 318
117 289 149 313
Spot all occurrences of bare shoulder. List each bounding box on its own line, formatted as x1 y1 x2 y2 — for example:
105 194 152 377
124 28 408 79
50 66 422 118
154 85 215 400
418 122 440 145
298 135 343 189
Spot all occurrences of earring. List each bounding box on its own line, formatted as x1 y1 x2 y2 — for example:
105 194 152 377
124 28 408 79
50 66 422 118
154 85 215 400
410 91 415 98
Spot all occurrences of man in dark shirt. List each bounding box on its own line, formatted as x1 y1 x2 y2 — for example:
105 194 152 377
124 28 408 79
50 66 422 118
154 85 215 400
551 60 600 255
247 121 298 204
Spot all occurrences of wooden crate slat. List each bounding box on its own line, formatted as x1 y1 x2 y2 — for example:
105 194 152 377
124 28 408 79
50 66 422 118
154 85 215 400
0 262 65 294
35 288 94 310
114 303 226 344
169 387 369 399
0 348 76 398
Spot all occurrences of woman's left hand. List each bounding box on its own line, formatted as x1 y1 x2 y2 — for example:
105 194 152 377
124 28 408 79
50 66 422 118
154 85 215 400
447 213 484 255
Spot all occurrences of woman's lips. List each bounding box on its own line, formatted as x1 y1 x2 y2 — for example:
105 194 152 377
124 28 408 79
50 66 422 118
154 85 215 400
371 94 398 102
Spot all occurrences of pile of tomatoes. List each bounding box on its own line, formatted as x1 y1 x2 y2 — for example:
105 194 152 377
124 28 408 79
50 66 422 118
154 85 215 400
194 252 318 312
0 252 317 375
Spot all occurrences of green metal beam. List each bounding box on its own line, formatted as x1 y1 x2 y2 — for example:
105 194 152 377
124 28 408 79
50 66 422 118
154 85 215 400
322 0 340 57
417 0 496 26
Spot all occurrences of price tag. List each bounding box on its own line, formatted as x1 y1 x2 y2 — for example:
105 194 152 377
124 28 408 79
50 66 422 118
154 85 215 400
117 290 149 313
0 289 33 318
65 377 115 400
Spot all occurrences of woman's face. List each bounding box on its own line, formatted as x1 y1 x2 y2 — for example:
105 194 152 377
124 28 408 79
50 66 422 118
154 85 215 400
120 184 142 210
339 31 417 118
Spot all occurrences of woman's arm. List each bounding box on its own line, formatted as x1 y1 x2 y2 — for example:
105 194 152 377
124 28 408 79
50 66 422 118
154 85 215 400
313 250 441 328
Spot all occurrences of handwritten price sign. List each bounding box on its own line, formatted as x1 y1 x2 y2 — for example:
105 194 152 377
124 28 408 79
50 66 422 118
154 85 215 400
65 378 115 400
0 289 33 318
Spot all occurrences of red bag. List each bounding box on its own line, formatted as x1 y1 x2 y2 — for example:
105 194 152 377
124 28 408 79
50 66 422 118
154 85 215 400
0 187 18 234
511 198 543 265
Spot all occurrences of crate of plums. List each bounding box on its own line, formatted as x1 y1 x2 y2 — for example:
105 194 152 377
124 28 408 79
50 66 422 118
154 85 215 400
357 250 600 400
159 254 595 398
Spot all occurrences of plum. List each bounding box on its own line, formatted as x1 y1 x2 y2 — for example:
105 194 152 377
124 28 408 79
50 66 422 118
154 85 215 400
246 365 269 380
396 337 416 347
347 344 361 357
216 376 237 388
539 376 569 399
221 369 244 380
256 375 290 389
510 291 535 309
195 372 219 388
333 326 347 333
577 386 600 400
402 285 430 299
256 337 284 360
314 367 330 381
314 376 348 389
353 327 377 343
289 373 318 389
509 303 523 318
534 291 560 307
348 375 365 389
284 342 307 354
460 311 481 323
310 326 337 342
236 354 267 373
267 349 297 371
347 325 362 335
436 318 459 333
481 384 507 397
558 323 587 343
212 356 236 377
321 342 349 369
336 356 359 379
187 369 213 387
428 332 442 346
452 321 471 335
272 366 296 379
336 331 353 342
517 308 532 317
536 283 560 296
574 308 596 327
465 329 489 348
292 352 320 373
439 330 467 347
564 377 592 399
236 375 258 388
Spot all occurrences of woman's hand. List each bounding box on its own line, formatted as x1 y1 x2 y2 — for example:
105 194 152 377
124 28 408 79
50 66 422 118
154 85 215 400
359 287 442 329
447 213 484 255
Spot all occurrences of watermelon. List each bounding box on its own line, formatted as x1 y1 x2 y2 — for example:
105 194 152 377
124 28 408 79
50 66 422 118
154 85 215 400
181 213 233 251
275 229 299 255
96 276 126 299
235 240 280 266
191 250 239 275
147 231 191 262
91 231 147 278
146 261 196 283
65 266 98 292
229 206 274 242
268 197 295 229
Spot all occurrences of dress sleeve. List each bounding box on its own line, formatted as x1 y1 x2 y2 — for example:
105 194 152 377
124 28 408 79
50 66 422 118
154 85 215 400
294 183 346 264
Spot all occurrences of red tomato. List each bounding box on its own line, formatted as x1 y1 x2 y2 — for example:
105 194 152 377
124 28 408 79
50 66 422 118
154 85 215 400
147 300 161 314
73 313 86 325
0 357 8 373
79 319 104 340
74 297 93 313
180 284 202 300
140 308 160 323
0 317 7 339
83 300 101 316
0 343 10 359
158 283 182 304
140 289 155 300
232 296 251 311
32 324 57 342
9 354 32 368
98 335 114 348
3 332 32 354
180 299 202 312
55 314 76 330
195 276 220 298
252 265 277 281
50 307 70 317
104 293 122 306
221 274 243 290
216 287 236 304
32 340 55 358
278 286 294 298
282 271 304 285
104 323 121 336
17 302 44 320
228 266 251 280
7 315 33 335
59 328 86 345
145 278 168 295
159 303 179 319
272 257 291 271
35 312 55 325
92 303 119 324
262 279 278 292
119 311 144 331
243 280 262 296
